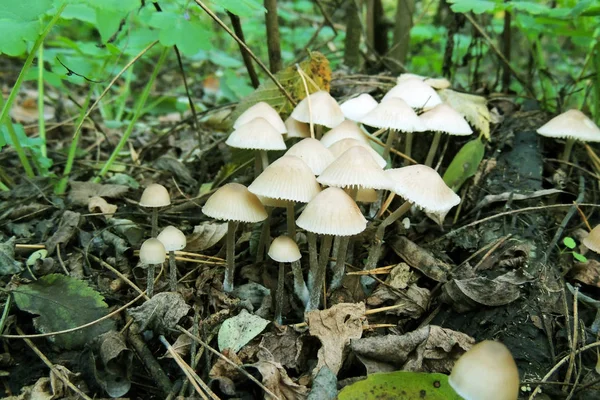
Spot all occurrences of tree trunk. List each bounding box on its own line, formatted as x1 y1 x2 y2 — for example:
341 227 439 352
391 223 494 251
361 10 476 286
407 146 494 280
390 0 415 71
344 0 361 68
264 0 282 73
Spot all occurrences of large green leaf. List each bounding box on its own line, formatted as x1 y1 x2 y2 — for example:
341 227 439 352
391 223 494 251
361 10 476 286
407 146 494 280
447 0 501 14
211 0 265 17
338 371 462 400
443 138 485 192
12 274 115 349
148 11 211 56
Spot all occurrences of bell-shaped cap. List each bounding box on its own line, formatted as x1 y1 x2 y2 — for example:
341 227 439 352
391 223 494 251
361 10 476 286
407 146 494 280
397 73 451 90
449 341 519 400
583 225 600 254
386 165 460 221
157 225 187 252
140 238 166 264
297 187 366 236
537 109 600 142
318 146 392 190
202 183 267 223
233 102 286 134
360 98 425 132
320 120 370 147
420 104 473 136
340 93 378 122
284 117 310 139
249 155 321 203
291 91 344 128
226 117 286 150
268 235 301 263
382 79 443 110
285 138 335 175
139 184 171 208
328 138 387 169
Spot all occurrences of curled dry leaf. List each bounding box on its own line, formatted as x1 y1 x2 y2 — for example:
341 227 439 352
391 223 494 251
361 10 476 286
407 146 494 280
390 236 452 282
45 210 81 255
307 302 366 376
209 348 244 396
570 259 600 287
186 221 229 251
0 237 23 276
252 347 309 400
68 181 129 206
259 327 304 370
88 196 117 220
128 292 191 334
438 89 490 140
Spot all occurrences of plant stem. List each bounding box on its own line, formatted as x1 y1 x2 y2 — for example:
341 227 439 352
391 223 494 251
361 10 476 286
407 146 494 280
307 232 319 292
254 152 262 179
256 208 271 263
286 202 296 239
94 47 169 182
223 220 237 293
147 264 156 297
260 149 269 170
307 235 333 311
331 236 349 290
560 138 576 164
425 131 442 167
275 262 285 324
37 44 46 158
364 200 412 271
0 95 34 178
151 208 159 237
404 132 413 165
169 251 177 292
383 129 396 160
291 259 309 306
0 180 8 192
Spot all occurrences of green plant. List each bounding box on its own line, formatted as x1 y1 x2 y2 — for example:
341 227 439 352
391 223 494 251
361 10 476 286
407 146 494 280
561 236 588 263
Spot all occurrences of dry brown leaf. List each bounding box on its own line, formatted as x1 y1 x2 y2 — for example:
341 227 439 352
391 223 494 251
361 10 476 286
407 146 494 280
10 97 55 123
68 181 129 206
438 89 490 140
306 302 365 376
390 236 452 282
88 196 117 220
45 211 81 255
163 333 192 359
259 327 304 370
186 221 229 251
570 259 600 287
252 347 308 400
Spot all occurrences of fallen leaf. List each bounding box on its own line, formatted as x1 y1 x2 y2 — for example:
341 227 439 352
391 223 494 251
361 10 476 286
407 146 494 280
390 236 452 282
0 237 23 276
128 292 190 334
570 259 600 287
209 348 244 396
88 196 117 220
367 283 430 319
84 331 132 397
443 138 486 192
307 302 366 375
438 89 490 140
10 97 55 123
307 366 337 400
259 327 304 370
153 156 197 186
45 210 81 255
218 309 270 353
163 333 192 359
251 347 309 400
68 181 129 206
186 221 229 251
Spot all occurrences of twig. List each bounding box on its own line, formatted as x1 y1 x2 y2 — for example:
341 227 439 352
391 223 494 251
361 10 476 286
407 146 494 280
228 12 260 88
193 0 295 105
563 285 579 391
84 252 149 300
264 0 282 73
313 0 338 35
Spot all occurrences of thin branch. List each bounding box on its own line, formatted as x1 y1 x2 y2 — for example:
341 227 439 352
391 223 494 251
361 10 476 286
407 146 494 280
228 12 260 88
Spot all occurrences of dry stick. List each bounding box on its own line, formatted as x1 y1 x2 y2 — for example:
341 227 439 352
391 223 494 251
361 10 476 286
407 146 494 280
174 250 224 261
85 253 149 300
313 0 337 34
194 0 295 105
296 65 315 139
228 12 260 88
366 134 417 164
176 325 282 400
563 285 579 392
16 327 93 400
264 0 282 73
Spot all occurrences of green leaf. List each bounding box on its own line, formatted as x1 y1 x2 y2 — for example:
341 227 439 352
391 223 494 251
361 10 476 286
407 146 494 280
0 19 40 56
563 237 577 249
12 274 115 349
0 0 52 20
211 0 265 17
218 309 269 353
148 11 211 56
507 2 551 15
447 0 501 14
338 371 462 400
573 252 588 263
443 138 485 192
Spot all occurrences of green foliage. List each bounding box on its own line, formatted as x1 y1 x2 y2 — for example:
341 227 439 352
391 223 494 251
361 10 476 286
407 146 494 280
443 138 485 192
561 237 588 263
12 274 116 349
337 371 462 400
0 0 53 56
148 11 211 56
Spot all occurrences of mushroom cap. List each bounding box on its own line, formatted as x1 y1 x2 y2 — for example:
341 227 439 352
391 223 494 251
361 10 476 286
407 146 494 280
285 138 335 176
258 195 290 208
356 187 378 203
382 80 443 110
397 73 451 90
537 109 600 142
583 225 600 254
226 117 287 151
297 187 366 236
248 155 321 203
420 104 473 136
233 101 287 134
157 225 187 251
139 184 171 208
284 116 310 139
360 98 425 132
340 93 378 122
202 183 267 223
318 146 392 190
328 138 387 169
140 238 166 264
320 120 370 147
291 91 345 128
268 235 302 263
449 341 519 400
386 165 460 215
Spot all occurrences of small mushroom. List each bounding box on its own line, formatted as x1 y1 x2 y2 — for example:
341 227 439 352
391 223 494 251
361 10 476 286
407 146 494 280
340 93 378 122
583 224 600 254
285 138 335 176
139 184 171 237
449 341 519 400
268 235 304 322
291 91 345 129
233 101 286 134
320 120 370 148
284 116 310 140
139 238 166 297
157 226 186 292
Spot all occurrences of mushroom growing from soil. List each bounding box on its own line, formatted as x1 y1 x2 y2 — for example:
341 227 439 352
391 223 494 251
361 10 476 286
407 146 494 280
328 138 387 168
285 138 335 176
297 187 366 310
340 93 378 122
139 183 171 237
291 90 344 139
139 238 166 297
536 109 600 164
320 119 370 148
449 341 519 400
233 101 286 134
284 116 310 140
157 225 186 292
583 224 600 254
268 235 305 322
202 183 267 292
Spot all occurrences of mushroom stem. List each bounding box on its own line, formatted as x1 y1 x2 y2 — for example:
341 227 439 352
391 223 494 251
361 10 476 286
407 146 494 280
382 129 396 160
364 200 412 271
146 264 156 297
307 235 334 311
560 138 576 164
286 202 296 239
307 232 319 292
223 220 238 293
330 236 349 290
259 149 269 170
275 262 285 324
151 208 158 237
425 131 442 167
256 208 272 263
168 250 177 292
404 132 413 165
254 152 262 179
291 259 309 306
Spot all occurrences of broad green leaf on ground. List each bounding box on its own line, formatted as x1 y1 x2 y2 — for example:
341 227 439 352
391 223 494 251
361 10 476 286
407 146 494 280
218 309 269 353
447 0 500 14
211 0 265 17
12 274 115 349
338 371 462 400
230 51 332 123
148 11 211 56
1 123 53 170
438 89 490 140
443 138 485 192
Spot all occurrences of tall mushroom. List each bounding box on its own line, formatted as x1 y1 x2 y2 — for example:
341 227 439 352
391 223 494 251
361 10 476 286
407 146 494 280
583 224 600 254
139 183 171 237
291 90 344 139
139 238 166 297
157 225 186 291
268 235 304 322
202 183 267 293
233 101 286 134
